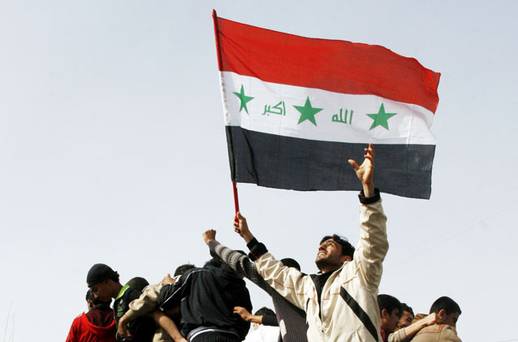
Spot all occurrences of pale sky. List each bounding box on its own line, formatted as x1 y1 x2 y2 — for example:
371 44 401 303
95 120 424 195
0 1 517 341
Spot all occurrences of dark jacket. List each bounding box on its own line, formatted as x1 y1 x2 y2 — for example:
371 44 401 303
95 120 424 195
158 263 252 340
208 240 308 342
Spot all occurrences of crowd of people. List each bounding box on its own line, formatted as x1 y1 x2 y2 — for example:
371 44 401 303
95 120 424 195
66 145 462 342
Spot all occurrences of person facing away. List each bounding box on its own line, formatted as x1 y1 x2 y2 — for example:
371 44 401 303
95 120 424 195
66 289 116 342
202 228 308 342
86 263 156 341
410 297 462 342
234 144 389 342
157 256 253 342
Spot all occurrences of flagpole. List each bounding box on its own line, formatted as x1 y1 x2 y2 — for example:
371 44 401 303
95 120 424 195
232 181 240 215
213 9 241 216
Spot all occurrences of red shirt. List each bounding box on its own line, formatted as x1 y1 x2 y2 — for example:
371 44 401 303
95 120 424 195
66 312 116 342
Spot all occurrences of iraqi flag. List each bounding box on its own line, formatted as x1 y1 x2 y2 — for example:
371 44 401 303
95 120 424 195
212 11 441 199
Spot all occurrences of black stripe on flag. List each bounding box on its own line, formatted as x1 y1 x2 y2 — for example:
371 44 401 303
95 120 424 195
226 126 435 199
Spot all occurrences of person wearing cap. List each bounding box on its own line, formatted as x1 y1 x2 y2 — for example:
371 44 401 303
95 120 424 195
86 264 156 341
234 144 389 342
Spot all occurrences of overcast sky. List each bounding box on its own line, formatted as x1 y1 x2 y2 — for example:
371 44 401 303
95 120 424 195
1 1 517 341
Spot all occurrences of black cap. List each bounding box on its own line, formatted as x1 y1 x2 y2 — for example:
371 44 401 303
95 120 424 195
87 263 118 287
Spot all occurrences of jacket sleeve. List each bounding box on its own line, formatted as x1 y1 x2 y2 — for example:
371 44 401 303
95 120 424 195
124 283 163 321
65 315 80 342
208 240 273 294
254 252 310 310
351 189 389 291
388 329 408 342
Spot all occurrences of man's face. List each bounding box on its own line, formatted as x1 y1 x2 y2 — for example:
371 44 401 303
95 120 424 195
90 279 114 302
397 310 414 329
382 308 401 333
315 238 349 271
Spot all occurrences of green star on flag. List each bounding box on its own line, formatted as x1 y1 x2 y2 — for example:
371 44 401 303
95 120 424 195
367 103 397 130
233 85 254 114
294 96 323 126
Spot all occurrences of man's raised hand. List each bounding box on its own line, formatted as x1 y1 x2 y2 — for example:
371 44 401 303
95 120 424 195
347 144 375 197
234 212 254 243
203 229 216 245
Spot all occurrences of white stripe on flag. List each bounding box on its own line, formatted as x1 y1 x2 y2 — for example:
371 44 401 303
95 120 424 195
221 72 435 145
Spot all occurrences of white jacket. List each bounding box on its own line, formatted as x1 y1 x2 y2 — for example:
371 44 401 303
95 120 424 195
254 199 388 342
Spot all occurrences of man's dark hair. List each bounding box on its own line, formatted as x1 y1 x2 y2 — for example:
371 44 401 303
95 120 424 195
401 303 414 316
126 277 149 292
320 234 355 258
255 307 276 316
174 264 195 277
378 294 402 317
429 296 461 315
281 258 301 271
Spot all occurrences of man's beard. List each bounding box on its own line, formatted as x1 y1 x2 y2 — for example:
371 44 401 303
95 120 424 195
315 256 342 272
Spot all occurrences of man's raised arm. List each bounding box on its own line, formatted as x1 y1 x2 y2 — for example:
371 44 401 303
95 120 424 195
233 212 310 310
202 229 271 293
347 144 388 290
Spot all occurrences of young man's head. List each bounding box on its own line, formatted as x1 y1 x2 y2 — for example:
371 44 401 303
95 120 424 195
315 234 355 272
174 263 195 277
87 263 121 302
429 296 461 328
378 294 403 334
126 277 149 292
397 303 414 329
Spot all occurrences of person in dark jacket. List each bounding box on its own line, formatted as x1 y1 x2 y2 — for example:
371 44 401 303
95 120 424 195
158 257 252 342
203 229 308 342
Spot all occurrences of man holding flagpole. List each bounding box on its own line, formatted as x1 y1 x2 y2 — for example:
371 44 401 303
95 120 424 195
234 144 389 342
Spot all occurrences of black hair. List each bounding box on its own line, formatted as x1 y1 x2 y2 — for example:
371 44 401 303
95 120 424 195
378 294 402 317
86 263 120 287
174 264 195 276
280 258 301 271
204 256 223 268
320 234 355 258
85 289 93 301
255 306 276 317
401 303 414 316
126 277 149 292
429 296 461 315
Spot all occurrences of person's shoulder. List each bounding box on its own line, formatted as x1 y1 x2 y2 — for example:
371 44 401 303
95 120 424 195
413 324 459 341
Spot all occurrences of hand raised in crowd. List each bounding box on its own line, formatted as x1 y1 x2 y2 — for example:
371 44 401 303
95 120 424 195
203 229 217 244
347 144 375 198
234 212 254 243
161 273 176 286
233 306 253 322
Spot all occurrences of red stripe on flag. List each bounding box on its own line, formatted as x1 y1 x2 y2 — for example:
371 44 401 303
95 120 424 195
215 16 441 113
